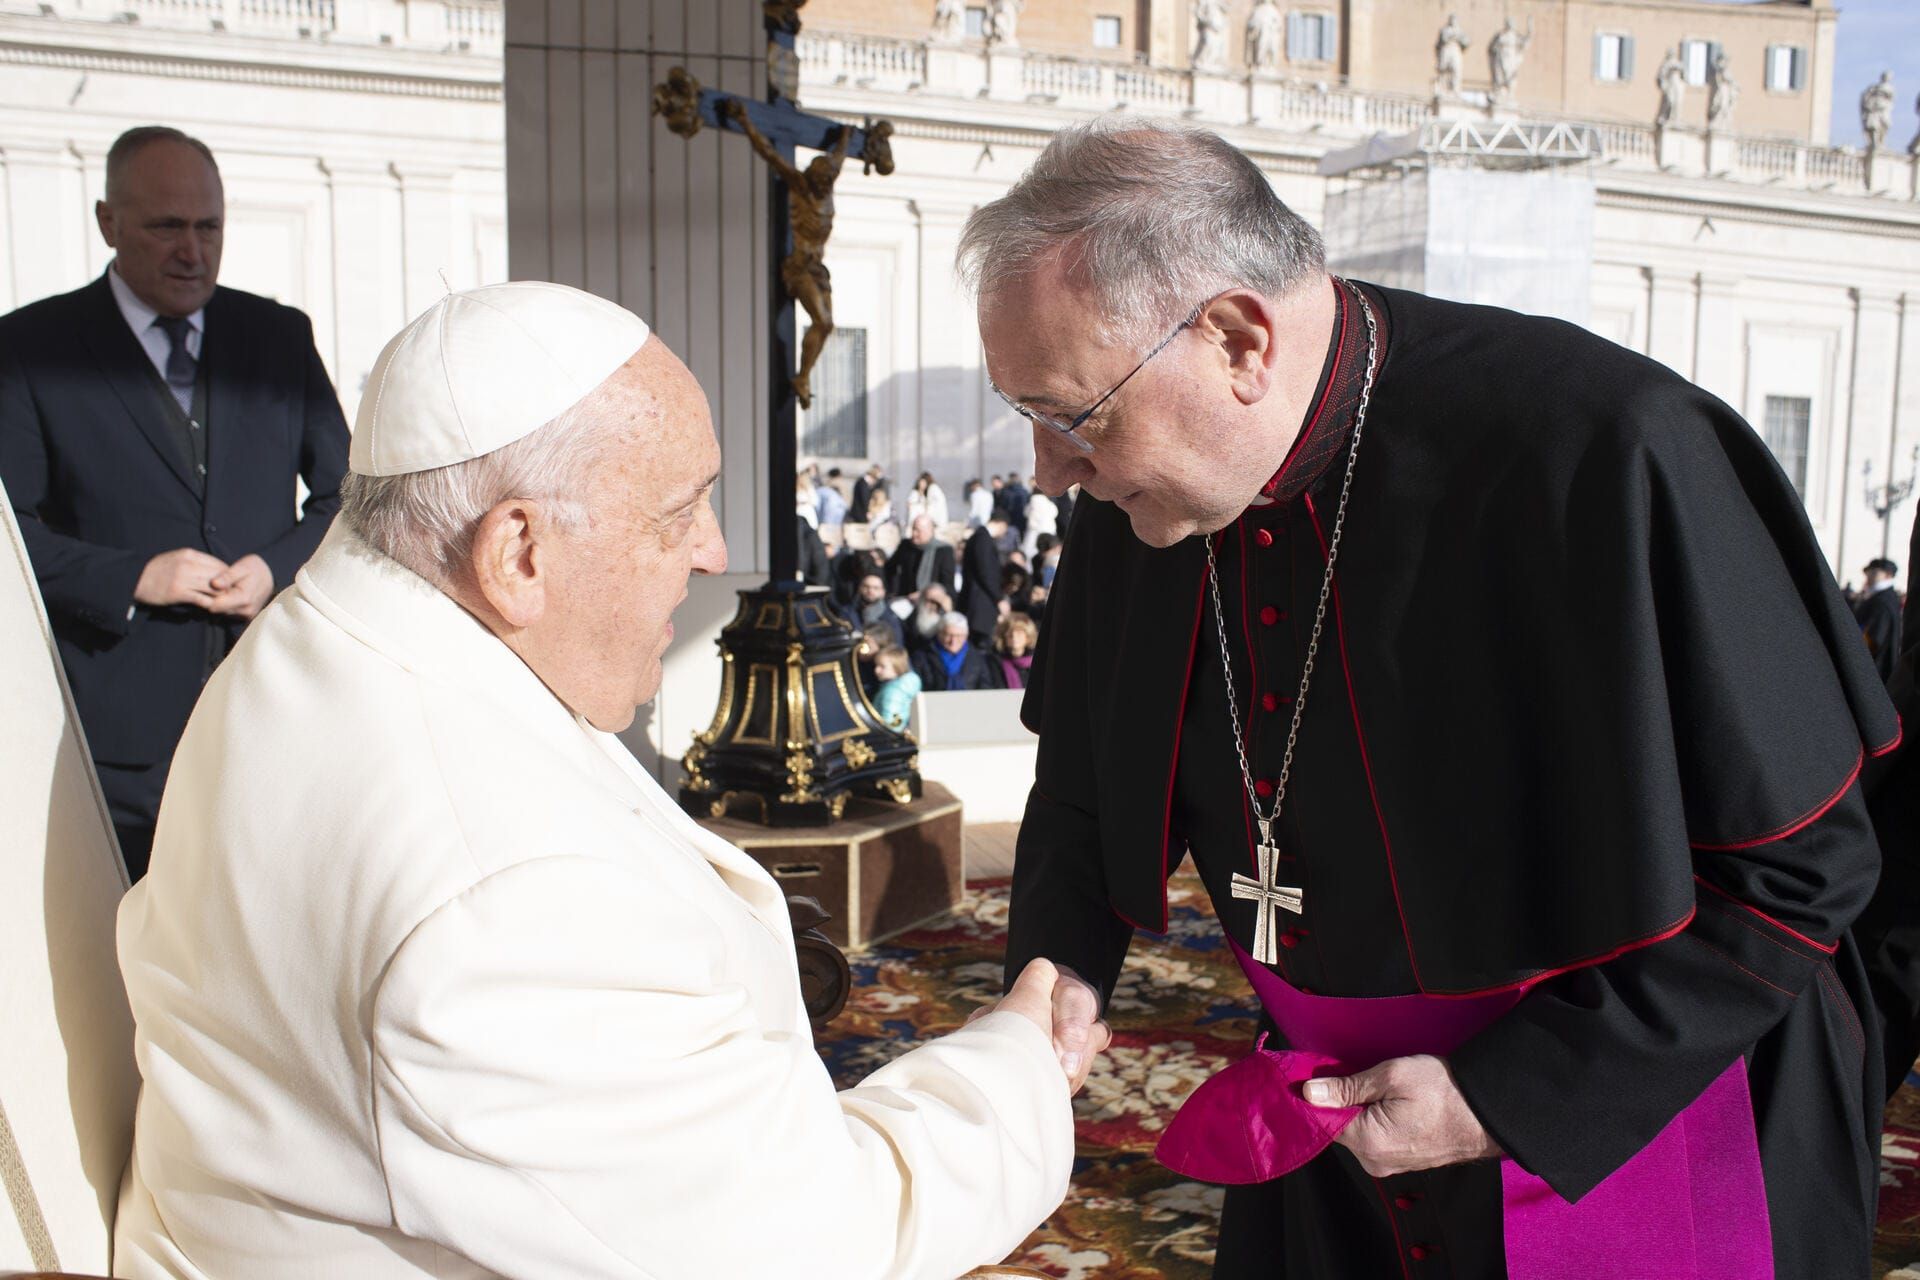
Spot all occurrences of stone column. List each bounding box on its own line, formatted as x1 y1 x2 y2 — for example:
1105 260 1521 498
317 156 406 412
0 141 92 312
908 197 980 490
392 163 459 319
1691 272 1742 406
1643 265 1696 377
1842 288 1905 574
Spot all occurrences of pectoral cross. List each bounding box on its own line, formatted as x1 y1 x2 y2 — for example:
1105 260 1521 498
1231 820 1303 964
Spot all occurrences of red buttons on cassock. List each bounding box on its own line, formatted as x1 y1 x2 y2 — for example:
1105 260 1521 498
1279 930 1300 950
1262 692 1280 712
1393 1195 1416 1211
1259 606 1280 626
1410 1245 1433 1261
1255 528 1275 548
1254 779 1275 798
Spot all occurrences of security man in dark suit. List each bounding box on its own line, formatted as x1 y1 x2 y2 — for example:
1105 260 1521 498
0 125 349 879
1855 556 1904 684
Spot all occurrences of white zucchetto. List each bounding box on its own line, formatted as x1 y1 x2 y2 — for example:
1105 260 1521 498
350 281 652 477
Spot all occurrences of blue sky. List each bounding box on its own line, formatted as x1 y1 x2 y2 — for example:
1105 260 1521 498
1829 0 1920 147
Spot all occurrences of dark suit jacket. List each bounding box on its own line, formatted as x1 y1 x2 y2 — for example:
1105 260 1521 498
1855 586 1903 683
0 273 349 765
955 526 1003 641
883 539 955 600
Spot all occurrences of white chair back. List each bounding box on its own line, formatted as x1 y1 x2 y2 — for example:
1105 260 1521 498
0 477 138 1275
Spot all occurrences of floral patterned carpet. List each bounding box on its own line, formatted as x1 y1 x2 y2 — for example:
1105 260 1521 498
814 867 1920 1279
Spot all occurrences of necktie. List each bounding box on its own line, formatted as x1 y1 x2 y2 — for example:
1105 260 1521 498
153 315 197 416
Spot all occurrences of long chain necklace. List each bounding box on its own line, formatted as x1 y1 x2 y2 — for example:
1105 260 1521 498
1205 279 1378 964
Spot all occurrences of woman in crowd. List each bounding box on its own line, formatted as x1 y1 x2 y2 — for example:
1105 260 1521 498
992 613 1039 690
908 471 950 531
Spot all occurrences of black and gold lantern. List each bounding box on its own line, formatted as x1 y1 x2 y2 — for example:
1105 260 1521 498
679 584 921 826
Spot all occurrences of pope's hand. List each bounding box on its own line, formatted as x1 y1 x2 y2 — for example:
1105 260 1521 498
981 958 1112 1095
1304 1054 1501 1177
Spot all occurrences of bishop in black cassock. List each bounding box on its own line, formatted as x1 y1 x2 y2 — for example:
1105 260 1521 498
1008 273 1898 1277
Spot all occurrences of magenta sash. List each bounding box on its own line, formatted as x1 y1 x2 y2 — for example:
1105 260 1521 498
1156 938 1774 1279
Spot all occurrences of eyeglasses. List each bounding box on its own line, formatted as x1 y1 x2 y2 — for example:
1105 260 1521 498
989 303 1202 454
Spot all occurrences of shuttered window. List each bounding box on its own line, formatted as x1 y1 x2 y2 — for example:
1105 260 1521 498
1286 11 1337 63
1593 32 1634 82
1766 45 1807 92
1681 38 1721 87
1763 395 1812 497
801 328 868 459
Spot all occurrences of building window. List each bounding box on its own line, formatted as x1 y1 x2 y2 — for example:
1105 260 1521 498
1092 15 1121 48
1680 39 1720 87
1593 32 1635 82
1763 395 1812 497
1765 44 1807 92
1287 11 1338 63
801 328 868 459
964 6 986 38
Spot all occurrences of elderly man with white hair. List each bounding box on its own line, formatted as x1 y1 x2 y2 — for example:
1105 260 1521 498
112 282 1097 1280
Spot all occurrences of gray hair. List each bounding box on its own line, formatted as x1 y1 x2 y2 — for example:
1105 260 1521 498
105 126 219 202
957 116 1325 347
339 391 620 585
940 611 971 634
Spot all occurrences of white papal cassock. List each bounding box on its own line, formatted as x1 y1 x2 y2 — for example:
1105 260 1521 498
113 523 1074 1280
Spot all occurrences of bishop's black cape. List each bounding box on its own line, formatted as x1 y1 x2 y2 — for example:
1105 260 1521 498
1006 281 1901 1278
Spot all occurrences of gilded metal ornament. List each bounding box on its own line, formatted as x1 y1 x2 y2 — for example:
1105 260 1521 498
651 67 705 140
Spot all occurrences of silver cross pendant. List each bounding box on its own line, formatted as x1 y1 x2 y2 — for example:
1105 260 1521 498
1230 819 1304 964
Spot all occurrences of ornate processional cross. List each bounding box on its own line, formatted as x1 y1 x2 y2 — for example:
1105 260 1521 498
1231 819 1304 964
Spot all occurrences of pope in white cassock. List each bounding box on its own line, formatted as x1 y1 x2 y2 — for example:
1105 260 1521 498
111 282 1091 1279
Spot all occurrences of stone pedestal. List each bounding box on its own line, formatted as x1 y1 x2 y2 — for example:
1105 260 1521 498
927 43 986 98
1189 70 1239 121
1705 131 1735 177
985 48 1025 101
700 782 966 951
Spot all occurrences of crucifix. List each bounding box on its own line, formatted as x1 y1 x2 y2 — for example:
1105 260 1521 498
1232 819 1304 964
656 4 919 828
652 6 893 585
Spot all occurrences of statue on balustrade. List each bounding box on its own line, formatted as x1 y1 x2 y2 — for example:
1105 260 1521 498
1862 72 1895 156
931 0 964 44
1192 0 1228 73
1654 47 1684 133
987 0 1021 48
1707 50 1737 132
1246 0 1283 74
1486 16 1532 107
1911 91 1920 156
1432 13 1469 98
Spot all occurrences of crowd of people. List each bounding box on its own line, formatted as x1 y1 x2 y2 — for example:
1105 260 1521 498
794 462 1074 723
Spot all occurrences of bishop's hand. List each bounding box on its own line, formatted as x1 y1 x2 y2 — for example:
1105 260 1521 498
972 958 1111 1096
1303 1054 1502 1177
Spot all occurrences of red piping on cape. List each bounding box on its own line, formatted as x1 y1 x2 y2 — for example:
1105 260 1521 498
1369 1177 1415 1280
1689 747 1863 852
1306 492 1423 986
1447 906 1698 997
1871 716 1903 758
1693 875 1840 955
